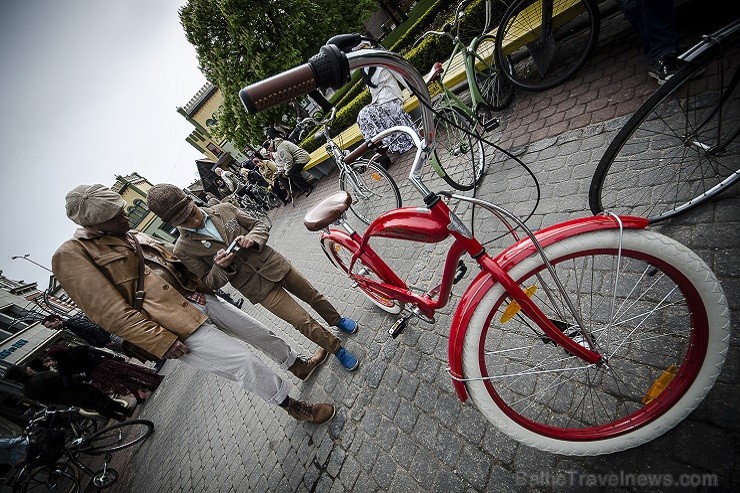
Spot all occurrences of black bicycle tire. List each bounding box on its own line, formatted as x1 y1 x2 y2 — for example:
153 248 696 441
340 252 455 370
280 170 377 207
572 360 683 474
433 107 486 190
589 41 740 222
19 463 79 493
339 160 402 225
471 34 516 111
74 420 153 455
494 0 600 91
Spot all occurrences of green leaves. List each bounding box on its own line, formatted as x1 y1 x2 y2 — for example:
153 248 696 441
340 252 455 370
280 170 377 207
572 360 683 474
180 0 376 149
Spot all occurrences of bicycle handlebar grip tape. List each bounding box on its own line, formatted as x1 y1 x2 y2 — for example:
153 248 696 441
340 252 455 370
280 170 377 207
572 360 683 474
240 44 350 114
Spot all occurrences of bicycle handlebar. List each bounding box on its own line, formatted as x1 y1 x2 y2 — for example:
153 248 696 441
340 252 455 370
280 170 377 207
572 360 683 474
240 41 437 197
240 44 350 113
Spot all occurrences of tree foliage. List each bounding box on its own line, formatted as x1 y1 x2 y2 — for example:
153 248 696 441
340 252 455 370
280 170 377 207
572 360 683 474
180 0 377 150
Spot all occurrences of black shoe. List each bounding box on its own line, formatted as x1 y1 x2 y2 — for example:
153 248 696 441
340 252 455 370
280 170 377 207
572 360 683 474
649 55 681 85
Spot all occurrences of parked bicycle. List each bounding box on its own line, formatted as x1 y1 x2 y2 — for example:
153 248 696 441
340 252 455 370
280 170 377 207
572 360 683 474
589 19 740 222
494 0 601 91
304 108 401 225
240 35 730 455
416 0 515 190
225 191 273 229
7 406 153 492
286 116 320 144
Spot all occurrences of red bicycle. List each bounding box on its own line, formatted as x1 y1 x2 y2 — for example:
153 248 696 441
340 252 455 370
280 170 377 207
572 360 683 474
240 35 730 456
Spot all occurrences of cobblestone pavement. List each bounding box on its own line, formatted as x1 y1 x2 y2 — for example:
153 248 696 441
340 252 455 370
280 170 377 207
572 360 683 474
108 2 738 492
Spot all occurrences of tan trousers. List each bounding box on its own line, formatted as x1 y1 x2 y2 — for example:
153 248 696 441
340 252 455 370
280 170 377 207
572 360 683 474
259 266 342 354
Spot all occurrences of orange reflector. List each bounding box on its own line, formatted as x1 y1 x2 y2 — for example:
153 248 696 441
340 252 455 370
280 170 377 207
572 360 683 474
371 172 382 181
642 364 677 405
500 285 537 324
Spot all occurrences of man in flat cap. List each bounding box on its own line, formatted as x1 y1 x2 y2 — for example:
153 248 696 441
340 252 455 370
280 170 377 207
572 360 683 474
145 183 360 372
52 184 335 424
265 128 314 197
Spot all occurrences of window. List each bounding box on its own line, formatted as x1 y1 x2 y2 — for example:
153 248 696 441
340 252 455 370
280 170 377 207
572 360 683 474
127 199 149 228
206 142 224 157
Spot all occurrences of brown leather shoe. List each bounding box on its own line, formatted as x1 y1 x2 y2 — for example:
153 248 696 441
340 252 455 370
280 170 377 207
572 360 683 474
285 398 335 425
288 347 329 380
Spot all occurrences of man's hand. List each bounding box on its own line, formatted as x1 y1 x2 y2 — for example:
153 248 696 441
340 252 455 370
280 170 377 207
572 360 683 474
164 340 190 359
214 249 236 268
235 235 254 250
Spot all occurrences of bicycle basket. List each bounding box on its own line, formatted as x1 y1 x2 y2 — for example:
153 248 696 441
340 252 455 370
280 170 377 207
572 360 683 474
26 426 66 466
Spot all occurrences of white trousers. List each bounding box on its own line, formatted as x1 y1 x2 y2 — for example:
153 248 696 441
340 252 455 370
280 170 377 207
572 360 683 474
178 294 294 406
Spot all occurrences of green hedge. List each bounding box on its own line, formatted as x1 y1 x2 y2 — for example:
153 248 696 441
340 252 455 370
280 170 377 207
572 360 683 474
301 0 500 152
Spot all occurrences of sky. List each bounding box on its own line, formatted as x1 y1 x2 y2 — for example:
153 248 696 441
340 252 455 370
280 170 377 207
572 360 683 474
0 1 208 289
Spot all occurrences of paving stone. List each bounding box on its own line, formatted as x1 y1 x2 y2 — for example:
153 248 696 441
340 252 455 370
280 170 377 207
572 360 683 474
104 5 738 492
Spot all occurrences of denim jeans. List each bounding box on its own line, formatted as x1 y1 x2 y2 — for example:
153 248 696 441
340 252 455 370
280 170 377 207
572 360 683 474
619 0 683 63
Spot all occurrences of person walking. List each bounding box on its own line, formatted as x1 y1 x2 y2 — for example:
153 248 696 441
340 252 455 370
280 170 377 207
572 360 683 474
46 344 163 403
43 313 162 366
3 365 133 421
52 184 334 424
145 184 360 372
43 313 122 351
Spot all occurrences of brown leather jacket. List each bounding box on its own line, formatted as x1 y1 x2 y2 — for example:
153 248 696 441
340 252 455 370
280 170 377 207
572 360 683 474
174 203 291 304
51 229 208 358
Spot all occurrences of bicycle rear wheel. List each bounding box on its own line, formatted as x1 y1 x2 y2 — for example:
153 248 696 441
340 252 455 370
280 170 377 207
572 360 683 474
340 160 402 225
433 107 486 190
320 236 404 314
494 0 600 91
589 41 740 222
20 463 79 493
472 34 515 111
461 229 729 455
75 420 153 455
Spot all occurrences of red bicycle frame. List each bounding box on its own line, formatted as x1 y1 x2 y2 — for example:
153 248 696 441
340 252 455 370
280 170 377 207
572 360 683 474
321 197 650 401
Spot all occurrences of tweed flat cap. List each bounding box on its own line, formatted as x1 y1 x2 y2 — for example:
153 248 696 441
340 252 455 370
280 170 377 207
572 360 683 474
146 184 195 226
65 184 126 226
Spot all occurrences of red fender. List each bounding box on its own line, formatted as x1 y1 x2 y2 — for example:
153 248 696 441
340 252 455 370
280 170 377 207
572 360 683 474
447 215 649 401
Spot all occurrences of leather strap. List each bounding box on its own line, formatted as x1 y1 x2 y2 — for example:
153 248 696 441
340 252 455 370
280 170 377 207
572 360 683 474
130 234 146 311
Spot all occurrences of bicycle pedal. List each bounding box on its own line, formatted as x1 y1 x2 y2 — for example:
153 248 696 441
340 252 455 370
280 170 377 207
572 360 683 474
452 260 468 284
389 318 408 338
483 117 500 132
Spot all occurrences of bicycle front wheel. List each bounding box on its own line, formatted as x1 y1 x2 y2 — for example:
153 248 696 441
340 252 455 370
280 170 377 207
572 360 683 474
20 463 79 493
589 43 740 222
433 107 486 190
75 420 154 455
339 160 401 225
320 236 404 314
494 0 600 91
472 34 515 111
461 229 729 455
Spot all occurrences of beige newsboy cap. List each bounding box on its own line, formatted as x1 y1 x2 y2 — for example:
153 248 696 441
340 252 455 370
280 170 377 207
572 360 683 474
65 184 126 226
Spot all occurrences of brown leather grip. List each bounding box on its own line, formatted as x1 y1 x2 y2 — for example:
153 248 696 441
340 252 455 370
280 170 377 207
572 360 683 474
240 64 317 114
343 141 370 164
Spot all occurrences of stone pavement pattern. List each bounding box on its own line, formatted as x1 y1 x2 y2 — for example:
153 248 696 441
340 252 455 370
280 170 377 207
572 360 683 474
108 2 738 492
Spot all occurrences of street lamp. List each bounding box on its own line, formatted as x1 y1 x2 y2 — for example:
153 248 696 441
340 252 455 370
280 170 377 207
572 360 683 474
11 254 53 273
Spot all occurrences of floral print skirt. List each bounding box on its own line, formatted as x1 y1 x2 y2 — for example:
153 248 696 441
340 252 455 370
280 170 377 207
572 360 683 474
357 100 416 153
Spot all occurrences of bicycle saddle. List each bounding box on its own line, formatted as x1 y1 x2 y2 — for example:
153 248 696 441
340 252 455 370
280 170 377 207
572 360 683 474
304 191 352 231
424 62 444 85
